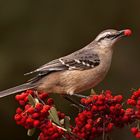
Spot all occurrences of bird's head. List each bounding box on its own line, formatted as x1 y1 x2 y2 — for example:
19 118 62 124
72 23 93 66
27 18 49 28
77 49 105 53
95 29 132 49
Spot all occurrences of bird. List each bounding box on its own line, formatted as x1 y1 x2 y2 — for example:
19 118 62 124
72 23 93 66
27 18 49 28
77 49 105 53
0 29 132 98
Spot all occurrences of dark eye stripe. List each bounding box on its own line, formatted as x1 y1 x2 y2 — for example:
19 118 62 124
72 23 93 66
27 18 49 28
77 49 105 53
98 34 115 42
106 34 115 38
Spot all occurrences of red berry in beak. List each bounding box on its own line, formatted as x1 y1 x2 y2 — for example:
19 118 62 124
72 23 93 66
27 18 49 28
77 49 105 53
124 29 132 36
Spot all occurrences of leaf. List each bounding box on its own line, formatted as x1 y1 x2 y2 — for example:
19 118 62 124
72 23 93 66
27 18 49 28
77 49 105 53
48 107 60 125
27 128 36 136
60 119 64 125
90 89 96 95
64 116 71 132
34 98 39 104
28 94 36 107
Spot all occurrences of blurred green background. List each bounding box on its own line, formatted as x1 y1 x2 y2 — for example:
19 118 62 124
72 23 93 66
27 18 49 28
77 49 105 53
0 0 140 139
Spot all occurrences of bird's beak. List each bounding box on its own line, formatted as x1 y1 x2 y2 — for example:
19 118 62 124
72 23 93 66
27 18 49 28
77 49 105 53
113 29 132 39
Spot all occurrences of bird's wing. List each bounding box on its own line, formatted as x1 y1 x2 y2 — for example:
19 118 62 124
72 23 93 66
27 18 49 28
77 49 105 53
57 51 100 70
25 48 100 78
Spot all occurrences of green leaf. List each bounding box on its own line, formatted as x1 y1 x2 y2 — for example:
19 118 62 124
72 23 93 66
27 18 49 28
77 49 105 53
48 107 60 125
27 128 36 136
28 94 36 107
64 116 71 132
90 89 96 95
60 119 64 125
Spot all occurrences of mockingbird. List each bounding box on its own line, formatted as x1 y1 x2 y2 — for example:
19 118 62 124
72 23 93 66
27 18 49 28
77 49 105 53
0 29 132 98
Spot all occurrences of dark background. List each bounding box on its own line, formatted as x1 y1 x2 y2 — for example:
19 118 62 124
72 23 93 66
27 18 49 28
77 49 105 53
0 0 139 139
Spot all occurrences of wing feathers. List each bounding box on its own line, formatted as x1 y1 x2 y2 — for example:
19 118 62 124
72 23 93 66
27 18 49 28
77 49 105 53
24 49 100 76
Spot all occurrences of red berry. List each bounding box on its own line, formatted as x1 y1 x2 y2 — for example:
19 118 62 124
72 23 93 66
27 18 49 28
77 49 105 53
137 100 140 105
35 103 43 111
25 104 31 110
85 124 92 130
32 113 40 119
20 116 27 124
60 113 65 119
122 115 129 122
26 117 33 124
98 106 105 111
19 100 25 106
114 95 123 103
127 99 136 106
105 90 112 96
110 106 115 113
98 95 105 101
91 105 98 112
80 132 86 138
135 111 140 119
84 98 92 105
40 105 50 115
51 133 59 139
124 29 132 36
47 127 55 135
92 95 98 101
86 111 92 119
115 104 122 110
20 93 27 100
26 90 33 95
14 114 21 121
24 96 28 102
131 127 138 135
81 98 86 104
96 100 103 105
92 127 96 133
136 132 140 138
87 119 93 124
125 108 134 115
133 91 140 98
27 107 34 114
16 107 22 114
15 95 21 101
39 93 48 99
33 120 40 127
78 114 85 121
47 98 54 105
43 105 50 112
107 123 114 131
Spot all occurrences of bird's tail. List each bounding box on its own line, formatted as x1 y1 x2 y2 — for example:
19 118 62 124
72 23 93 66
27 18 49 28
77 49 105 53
0 82 37 98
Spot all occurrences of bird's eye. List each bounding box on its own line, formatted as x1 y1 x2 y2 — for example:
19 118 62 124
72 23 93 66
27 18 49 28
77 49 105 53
105 34 111 38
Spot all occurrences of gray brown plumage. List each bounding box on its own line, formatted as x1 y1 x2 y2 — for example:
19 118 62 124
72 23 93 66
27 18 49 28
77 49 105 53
0 29 132 98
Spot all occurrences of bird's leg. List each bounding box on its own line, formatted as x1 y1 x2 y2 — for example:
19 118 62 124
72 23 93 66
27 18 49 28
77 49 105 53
34 90 45 105
63 95 85 109
72 93 88 98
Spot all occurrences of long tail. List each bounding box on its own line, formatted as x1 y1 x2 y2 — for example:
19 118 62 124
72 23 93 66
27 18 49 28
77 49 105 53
0 82 37 98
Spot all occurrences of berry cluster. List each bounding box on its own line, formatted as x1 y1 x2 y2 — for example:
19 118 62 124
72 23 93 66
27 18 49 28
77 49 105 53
73 90 136 139
127 89 140 138
39 120 64 140
14 89 140 140
14 90 66 140
15 90 51 129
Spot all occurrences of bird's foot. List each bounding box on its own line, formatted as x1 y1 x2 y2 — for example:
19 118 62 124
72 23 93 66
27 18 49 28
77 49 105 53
63 95 86 109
